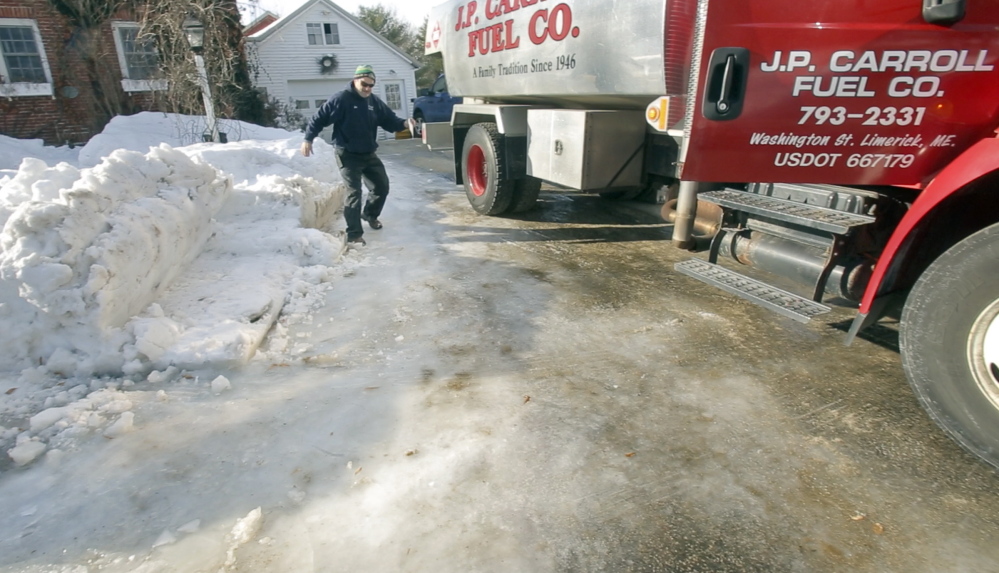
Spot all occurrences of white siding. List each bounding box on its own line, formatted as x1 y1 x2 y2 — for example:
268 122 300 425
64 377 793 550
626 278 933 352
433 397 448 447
248 0 417 141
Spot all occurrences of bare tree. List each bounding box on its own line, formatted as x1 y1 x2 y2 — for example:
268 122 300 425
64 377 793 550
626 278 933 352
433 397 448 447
139 0 271 130
41 0 273 140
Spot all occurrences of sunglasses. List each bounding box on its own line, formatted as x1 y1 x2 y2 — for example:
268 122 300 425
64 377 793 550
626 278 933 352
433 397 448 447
360 81 375 88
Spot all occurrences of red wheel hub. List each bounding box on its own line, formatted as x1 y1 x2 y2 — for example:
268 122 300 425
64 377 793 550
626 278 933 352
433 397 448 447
466 145 487 197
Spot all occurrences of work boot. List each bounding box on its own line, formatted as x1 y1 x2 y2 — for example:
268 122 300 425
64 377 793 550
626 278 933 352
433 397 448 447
361 214 383 230
347 236 366 247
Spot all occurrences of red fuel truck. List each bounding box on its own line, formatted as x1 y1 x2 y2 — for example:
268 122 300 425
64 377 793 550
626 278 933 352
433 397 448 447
421 0 999 469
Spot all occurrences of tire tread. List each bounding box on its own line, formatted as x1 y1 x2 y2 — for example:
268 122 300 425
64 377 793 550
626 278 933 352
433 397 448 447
462 123 514 215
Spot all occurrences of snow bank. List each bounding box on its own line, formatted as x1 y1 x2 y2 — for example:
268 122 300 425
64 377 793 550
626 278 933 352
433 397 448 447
0 113 348 469
0 158 83 231
0 144 231 374
0 134 76 171
119 157 345 372
78 112 296 168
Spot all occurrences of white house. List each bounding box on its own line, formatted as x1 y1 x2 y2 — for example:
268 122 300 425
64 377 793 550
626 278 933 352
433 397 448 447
246 0 419 141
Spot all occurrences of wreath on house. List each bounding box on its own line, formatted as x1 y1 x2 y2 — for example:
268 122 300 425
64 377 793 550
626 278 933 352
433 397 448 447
317 53 339 74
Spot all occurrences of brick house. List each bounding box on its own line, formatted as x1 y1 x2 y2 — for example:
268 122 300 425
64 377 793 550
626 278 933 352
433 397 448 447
0 0 164 146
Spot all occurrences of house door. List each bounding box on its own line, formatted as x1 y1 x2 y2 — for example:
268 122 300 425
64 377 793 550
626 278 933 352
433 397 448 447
381 80 406 137
288 80 339 143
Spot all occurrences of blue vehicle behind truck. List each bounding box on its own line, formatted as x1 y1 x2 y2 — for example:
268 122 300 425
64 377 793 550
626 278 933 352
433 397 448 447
410 74 459 135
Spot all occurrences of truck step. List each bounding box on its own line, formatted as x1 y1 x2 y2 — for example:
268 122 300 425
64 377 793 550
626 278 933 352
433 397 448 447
675 259 831 323
700 189 875 234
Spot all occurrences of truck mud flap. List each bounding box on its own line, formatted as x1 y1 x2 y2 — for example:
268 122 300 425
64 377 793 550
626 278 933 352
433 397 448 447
504 136 528 180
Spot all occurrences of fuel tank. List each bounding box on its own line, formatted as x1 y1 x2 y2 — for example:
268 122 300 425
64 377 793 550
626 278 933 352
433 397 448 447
424 0 690 110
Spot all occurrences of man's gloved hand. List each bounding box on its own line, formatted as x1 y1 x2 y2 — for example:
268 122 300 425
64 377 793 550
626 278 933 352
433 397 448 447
300 141 313 157
407 118 418 135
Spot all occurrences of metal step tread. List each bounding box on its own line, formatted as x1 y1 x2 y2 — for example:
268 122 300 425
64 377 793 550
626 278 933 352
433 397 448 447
700 189 875 234
675 259 831 323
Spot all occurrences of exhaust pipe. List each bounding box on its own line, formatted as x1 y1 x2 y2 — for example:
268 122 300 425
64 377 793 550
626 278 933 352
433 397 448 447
661 198 723 239
715 229 873 301
670 181 700 249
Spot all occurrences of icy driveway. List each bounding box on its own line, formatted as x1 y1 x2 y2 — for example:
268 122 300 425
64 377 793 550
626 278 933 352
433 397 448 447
2 140 999 572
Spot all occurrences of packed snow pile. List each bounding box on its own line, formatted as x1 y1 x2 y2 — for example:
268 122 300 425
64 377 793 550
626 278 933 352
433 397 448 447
0 115 345 379
0 113 352 469
121 168 344 372
0 145 232 373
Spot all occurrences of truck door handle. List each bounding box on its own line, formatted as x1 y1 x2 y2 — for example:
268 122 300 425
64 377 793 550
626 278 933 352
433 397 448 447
717 56 738 114
702 48 749 121
923 0 965 24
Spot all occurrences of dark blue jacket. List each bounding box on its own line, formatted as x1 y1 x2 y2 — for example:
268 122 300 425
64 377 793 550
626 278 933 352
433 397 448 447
304 82 406 153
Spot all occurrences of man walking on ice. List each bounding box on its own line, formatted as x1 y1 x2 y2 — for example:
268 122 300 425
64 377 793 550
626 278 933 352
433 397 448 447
300 64 417 246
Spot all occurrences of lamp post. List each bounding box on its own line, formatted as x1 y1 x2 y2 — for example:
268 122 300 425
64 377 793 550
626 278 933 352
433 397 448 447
181 15 220 143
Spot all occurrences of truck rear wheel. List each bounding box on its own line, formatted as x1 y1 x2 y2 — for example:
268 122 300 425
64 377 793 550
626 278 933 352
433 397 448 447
509 177 542 213
462 123 514 215
900 222 999 469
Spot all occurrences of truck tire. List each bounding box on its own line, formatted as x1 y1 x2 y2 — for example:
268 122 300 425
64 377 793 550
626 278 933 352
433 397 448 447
462 123 514 215
900 221 999 469
509 177 542 213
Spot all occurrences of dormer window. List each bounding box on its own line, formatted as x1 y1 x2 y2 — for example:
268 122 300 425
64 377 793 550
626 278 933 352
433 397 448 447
307 23 339 46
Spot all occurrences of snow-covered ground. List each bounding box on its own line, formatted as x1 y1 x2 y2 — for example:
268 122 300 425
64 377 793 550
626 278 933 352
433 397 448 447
0 113 349 469
0 112 537 572
5 111 999 573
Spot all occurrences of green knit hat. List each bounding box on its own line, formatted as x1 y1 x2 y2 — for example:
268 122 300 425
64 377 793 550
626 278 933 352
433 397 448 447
354 64 375 80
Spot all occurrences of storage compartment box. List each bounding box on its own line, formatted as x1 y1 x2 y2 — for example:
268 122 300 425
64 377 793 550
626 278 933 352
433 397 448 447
422 122 454 150
526 110 646 190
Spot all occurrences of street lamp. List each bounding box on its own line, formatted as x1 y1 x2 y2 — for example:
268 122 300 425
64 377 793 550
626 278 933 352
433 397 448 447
181 15 221 143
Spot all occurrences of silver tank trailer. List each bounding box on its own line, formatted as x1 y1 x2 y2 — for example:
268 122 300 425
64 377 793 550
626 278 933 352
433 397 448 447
425 0 674 110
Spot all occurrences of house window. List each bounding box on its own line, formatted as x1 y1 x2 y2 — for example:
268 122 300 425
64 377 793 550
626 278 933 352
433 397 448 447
306 23 339 45
384 83 401 110
0 26 44 82
315 99 325 108
295 100 310 110
0 19 53 97
116 25 157 79
112 22 165 92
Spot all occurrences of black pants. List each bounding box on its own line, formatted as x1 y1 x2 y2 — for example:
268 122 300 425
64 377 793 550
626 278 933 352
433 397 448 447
335 149 390 240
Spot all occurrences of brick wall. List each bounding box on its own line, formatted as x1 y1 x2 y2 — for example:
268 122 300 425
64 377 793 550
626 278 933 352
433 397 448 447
0 0 161 146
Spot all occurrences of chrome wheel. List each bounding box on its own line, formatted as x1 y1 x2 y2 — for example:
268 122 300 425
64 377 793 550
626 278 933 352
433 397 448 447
969 298 999 409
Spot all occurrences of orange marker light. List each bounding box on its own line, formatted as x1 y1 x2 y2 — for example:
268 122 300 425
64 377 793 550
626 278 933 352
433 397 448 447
645 97 670 132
